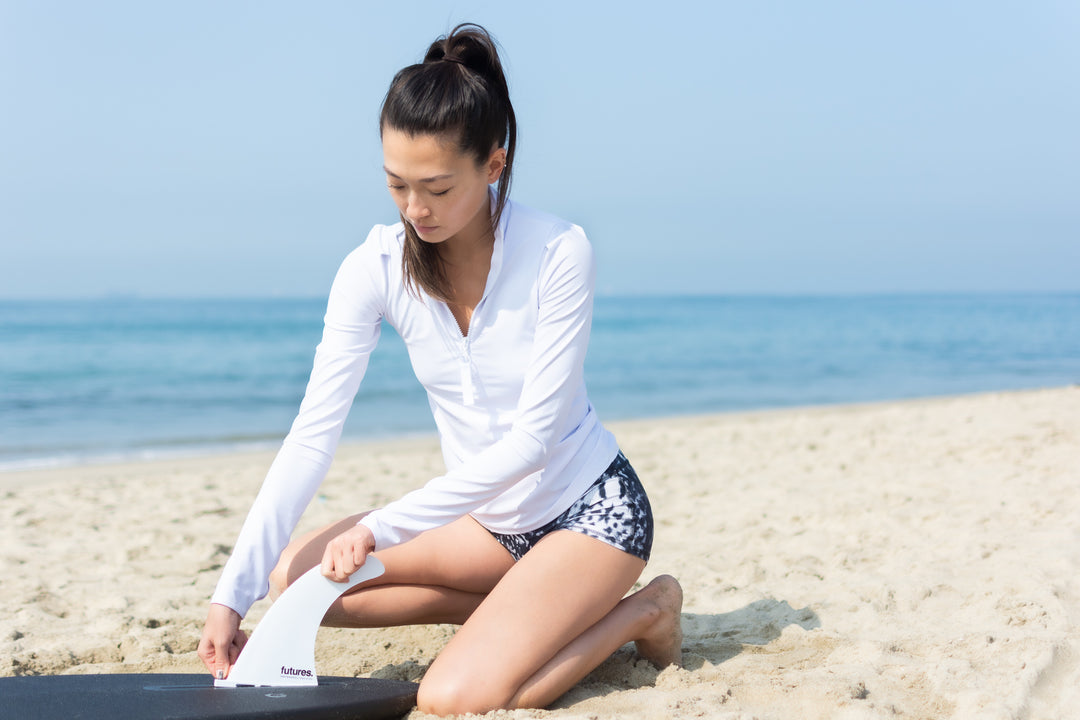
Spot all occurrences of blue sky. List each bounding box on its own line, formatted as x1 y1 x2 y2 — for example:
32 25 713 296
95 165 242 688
2 1 1077 298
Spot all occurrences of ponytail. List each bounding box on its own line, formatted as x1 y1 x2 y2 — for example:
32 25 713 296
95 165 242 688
380 23 517 302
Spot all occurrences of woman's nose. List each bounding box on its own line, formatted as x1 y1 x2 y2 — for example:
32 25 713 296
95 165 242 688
406 192 430 220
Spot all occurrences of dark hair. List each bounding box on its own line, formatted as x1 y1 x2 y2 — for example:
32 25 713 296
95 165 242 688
380 23 517 302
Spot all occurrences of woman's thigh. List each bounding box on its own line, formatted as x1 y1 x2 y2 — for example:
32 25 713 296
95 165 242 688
271 513 515 597
418 529 646 710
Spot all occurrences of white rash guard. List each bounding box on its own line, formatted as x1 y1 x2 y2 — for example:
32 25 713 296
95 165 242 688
211 198 619 616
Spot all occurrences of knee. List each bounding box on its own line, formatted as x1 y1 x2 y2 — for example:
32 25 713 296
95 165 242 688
268 546 303 601
267 561 289 601
416 673 508 716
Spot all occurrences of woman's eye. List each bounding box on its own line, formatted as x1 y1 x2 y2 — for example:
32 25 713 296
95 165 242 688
431 189 450 197
387 184 404 191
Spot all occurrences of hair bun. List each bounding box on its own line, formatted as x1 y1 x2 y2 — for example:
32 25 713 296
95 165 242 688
426 23 500 77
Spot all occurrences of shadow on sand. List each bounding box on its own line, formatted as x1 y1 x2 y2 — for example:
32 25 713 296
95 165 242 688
680 598 822 670
553 598 822 708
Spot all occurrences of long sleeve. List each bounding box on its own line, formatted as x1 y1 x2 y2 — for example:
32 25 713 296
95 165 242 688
210 234 388 616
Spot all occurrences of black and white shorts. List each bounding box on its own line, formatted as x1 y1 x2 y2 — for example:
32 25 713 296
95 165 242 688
487 452 653 562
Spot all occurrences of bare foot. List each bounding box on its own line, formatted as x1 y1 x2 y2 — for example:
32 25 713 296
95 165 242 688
632 574 683 668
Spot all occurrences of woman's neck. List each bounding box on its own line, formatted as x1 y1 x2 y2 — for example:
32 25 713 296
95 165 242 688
440 227 494 268
438 194 496 288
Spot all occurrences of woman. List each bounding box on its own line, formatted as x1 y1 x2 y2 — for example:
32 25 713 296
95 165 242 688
198 23 682 716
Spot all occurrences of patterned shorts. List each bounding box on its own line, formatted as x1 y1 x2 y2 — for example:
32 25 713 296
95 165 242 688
487 452 653 562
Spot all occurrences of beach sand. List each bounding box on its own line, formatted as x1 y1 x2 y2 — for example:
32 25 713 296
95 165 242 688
2 386 1078 719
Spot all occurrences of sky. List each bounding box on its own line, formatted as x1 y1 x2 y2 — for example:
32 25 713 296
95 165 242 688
1 1 1078 298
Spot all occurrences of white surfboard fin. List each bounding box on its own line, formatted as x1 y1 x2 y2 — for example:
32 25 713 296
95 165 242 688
215 558 385 688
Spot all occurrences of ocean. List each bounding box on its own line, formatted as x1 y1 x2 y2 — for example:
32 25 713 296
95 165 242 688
1 294 1078 470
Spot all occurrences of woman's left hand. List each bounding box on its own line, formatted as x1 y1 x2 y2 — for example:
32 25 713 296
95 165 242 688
321 522 377 582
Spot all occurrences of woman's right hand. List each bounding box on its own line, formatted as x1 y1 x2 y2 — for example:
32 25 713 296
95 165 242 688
197 603 247 679
321 522 377 582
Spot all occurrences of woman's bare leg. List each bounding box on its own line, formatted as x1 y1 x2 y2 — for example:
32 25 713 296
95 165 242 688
270 515 683 714
510 573 683 708
416 531 683 715
268 513 515 627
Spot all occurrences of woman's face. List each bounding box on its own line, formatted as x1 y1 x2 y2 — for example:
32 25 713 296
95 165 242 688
382 128 505 246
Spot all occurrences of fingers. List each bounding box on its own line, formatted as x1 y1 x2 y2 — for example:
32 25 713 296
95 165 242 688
320 538 340 580
228 628 248 668
320 526 374 582
197 635 215 673
198 632 231 679
321 532 344 579
321 537 360 581
199 603 243 679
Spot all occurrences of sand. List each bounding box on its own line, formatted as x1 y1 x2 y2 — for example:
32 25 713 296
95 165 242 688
2 386 1078 719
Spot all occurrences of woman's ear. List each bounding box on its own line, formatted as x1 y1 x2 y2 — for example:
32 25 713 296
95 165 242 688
486 147 507 184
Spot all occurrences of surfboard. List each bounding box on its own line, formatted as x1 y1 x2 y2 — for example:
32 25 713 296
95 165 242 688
2 562 418 718
0 673 418 720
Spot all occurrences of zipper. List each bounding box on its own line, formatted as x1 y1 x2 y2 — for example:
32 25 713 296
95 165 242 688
435 304 478 407
439 203 504 407
459 335 475 406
